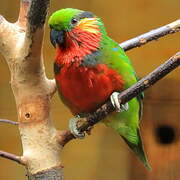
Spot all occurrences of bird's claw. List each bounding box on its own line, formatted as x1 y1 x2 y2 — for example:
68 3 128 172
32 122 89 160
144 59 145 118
110 92 129 112
69 116 85 139
86 126 93 135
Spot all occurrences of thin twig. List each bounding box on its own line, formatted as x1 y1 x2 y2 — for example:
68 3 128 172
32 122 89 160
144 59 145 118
120 19 180 51
0 150 25 165
0 119 19 125
63 52 180 144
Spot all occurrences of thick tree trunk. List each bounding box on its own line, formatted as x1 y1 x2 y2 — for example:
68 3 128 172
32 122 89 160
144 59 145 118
0 0 64 179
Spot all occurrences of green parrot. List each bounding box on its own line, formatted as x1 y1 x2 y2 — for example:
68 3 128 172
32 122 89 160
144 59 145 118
48 8 151 170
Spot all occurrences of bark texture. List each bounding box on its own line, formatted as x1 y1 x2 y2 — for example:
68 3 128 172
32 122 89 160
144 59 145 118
0 0 63 179
120 19 180 51
27 167 64 180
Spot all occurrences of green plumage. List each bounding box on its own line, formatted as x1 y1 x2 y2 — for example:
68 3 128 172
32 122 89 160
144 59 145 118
49 8 151 170
100 39 151 170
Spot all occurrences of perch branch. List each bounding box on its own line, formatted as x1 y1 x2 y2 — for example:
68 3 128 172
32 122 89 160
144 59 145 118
0 150 25 165
120 19 180 51
0 119 18 125
62 52 180 144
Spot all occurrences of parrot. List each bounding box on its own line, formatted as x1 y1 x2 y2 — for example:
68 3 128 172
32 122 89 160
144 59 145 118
48 8 151 170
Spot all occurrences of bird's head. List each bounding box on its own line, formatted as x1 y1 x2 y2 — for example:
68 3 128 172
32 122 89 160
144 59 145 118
48 8 106 49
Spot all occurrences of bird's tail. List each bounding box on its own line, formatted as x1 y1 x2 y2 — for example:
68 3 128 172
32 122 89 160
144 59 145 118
121 129 151 170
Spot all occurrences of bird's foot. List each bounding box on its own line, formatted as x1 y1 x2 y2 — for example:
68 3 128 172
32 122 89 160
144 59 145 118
69 115 85 139
86 125 93 135
110 92 129 112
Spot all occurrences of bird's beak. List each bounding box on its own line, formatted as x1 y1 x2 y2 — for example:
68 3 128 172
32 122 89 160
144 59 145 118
50 29 65 48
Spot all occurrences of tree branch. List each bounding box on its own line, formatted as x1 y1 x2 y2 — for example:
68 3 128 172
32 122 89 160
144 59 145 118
120 19 180 51
63 52 180 144
0 150 25 165
27 0 49 33
17 0 30 28
0 119 18 125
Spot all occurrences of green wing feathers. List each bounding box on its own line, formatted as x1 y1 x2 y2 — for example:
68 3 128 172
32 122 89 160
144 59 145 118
103 97 151 170
102 38 151 170
121 130 151 170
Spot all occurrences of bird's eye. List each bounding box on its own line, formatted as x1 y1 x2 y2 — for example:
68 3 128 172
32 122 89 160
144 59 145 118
71 18 78 25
